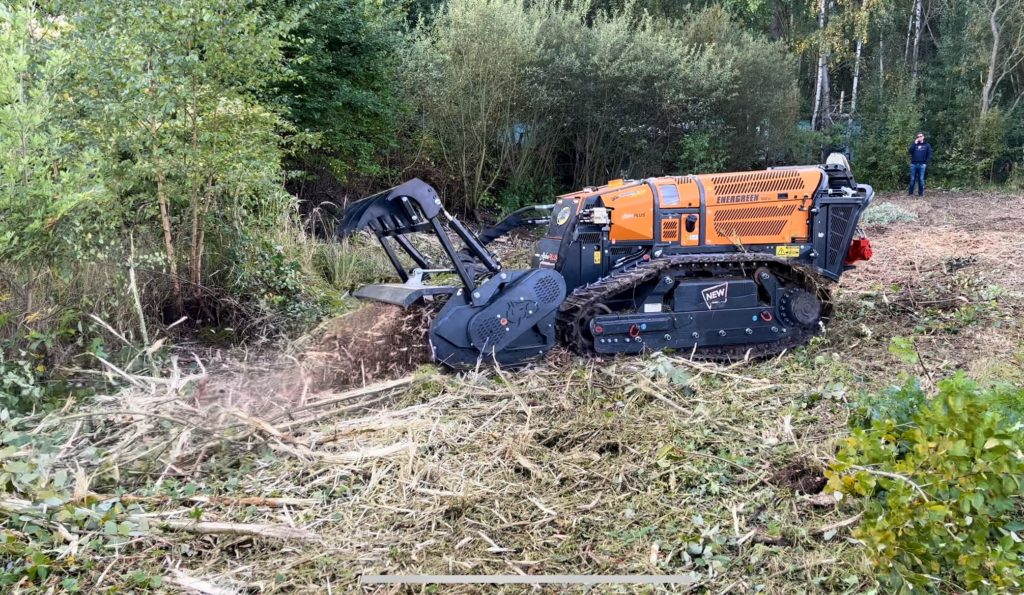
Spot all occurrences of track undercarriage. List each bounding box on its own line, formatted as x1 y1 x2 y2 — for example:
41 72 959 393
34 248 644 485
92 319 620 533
557 253 833 361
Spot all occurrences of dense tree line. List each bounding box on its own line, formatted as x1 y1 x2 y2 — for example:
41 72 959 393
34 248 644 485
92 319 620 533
0 0 1021 406
284 0 1024 209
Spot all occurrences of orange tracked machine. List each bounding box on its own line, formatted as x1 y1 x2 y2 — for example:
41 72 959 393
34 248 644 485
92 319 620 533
337 154 873 369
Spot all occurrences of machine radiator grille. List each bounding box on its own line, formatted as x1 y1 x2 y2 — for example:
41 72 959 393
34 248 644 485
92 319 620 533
714 204 797 221
660 218 680 242
714 219 788 238
710 170 807 196
577 232 601 244
534 276 562 304
826 205 855 271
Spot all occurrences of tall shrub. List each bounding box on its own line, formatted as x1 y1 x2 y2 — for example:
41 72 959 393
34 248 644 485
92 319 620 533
65 0 317 322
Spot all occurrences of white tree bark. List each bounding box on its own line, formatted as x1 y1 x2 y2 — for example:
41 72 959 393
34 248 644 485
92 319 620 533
852 38 863 113
879 31 885 99
911 0 924 80
981 0 1024 116
811 0 830 129
981 0 1003 115
905 4 914 61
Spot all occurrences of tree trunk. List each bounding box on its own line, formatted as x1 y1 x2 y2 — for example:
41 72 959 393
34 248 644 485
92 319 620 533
821 60 832 126
194 175 214 290
154 156 184 317
981 0 1004 116
911 0 924 81
879 32 885 99
811 0 829 129
852 38 863 113
905 4 914 62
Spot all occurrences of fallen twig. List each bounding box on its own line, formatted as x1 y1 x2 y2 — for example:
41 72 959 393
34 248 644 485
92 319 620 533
151 518 314 541
811 512 863 536
167 570 238 595
846 464 931 501
108 494 318 508
269 440 412 464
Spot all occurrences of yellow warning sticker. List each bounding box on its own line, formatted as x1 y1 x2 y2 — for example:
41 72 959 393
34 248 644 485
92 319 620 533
593 250 602 264
775 245 801 258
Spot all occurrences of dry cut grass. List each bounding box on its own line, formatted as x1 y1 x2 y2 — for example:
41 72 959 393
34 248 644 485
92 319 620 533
2 191 1023 594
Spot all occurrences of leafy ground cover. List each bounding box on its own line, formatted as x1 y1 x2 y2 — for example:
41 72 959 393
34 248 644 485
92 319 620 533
2 191 1022 593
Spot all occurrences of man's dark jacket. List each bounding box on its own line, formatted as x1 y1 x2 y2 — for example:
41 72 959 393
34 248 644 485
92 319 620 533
909 142 932 164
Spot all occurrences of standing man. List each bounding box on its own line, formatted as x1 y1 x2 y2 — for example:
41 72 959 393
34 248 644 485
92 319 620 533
908 132 932 197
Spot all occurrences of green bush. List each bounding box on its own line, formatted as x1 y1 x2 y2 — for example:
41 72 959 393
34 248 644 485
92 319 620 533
277 0 406 182
676 131 729 174
491 176 561 213
828 375 1024 592
402 1 796 211
229 236 331 332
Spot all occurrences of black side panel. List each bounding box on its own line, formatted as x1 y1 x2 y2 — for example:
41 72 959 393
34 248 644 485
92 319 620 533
825 204 856 273
813 184 874 279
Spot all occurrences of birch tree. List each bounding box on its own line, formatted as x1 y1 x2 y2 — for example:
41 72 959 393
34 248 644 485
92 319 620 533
812 0 833 129
979 0 1024 115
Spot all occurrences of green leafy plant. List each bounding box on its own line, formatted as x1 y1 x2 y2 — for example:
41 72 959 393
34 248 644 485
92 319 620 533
827 375 1024 591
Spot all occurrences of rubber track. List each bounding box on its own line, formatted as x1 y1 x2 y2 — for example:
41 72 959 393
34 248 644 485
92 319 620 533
556 253 834 362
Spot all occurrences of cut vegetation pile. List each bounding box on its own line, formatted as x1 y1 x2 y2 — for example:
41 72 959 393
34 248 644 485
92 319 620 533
2 192 1023 592
298 302 437 390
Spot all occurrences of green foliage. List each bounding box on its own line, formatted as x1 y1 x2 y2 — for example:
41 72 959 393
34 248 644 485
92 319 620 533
828 375 1024 591
676 132 729 174
0 424 161 590
402 1 796 212
0 0 339 410
0 3 108 263
229 236 329 329
852 86 922 190
491 176 561 213
675 6 801 169
853 377 928 428
0 351 44 411
277 0 406 181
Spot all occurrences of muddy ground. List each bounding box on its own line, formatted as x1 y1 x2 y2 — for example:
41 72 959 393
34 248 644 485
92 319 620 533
5 190 1023 593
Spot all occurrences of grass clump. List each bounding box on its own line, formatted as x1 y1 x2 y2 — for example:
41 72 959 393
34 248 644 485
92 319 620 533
828 374 1024 592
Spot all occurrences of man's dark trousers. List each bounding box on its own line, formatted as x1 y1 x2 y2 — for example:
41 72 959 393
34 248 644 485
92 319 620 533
908 163 926 196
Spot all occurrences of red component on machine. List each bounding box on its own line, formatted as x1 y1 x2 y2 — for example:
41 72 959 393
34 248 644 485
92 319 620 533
844 237 873 264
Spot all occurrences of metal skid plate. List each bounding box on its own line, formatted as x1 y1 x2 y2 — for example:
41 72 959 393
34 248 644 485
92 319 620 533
428 269 566 370
353 283 458 308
